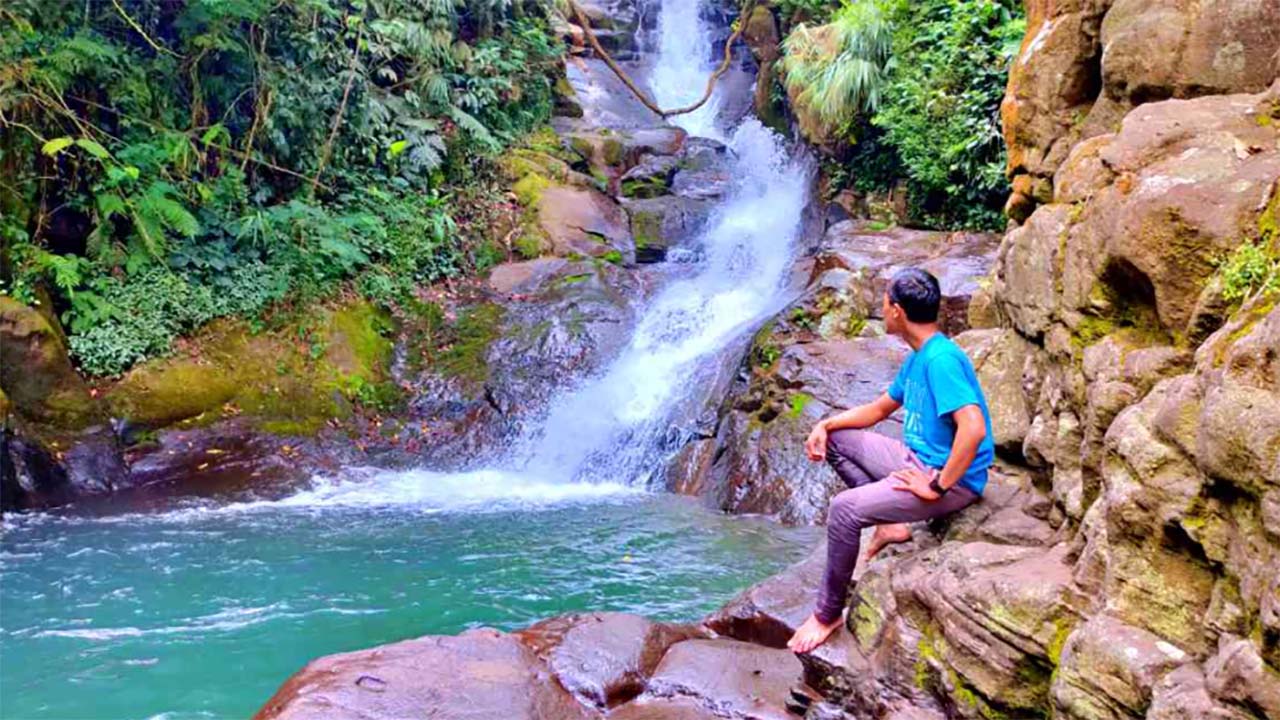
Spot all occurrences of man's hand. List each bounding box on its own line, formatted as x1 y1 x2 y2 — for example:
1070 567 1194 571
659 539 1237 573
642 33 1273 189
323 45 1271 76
804 422 828 461
891 467 941 501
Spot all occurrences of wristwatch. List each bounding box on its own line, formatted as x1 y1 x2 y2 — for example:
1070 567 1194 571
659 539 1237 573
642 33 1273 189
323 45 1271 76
928 470 949 496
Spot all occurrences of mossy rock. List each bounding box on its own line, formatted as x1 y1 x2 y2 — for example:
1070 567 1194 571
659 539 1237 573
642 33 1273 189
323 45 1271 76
620 175 670 199
435 303 506 384
0 295 100 431
105 300 395 435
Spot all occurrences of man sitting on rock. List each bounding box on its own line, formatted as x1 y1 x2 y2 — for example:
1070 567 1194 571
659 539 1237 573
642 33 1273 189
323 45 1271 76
787 268 995 653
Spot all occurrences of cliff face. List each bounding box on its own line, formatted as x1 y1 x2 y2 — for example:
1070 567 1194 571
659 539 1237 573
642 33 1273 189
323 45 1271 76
1001 0 1280 221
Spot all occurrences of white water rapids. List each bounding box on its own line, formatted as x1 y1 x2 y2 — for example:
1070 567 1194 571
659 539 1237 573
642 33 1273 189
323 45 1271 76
262 0 812 511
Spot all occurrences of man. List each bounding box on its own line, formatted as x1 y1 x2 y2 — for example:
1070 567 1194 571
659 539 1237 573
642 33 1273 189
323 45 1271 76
787 268 995 653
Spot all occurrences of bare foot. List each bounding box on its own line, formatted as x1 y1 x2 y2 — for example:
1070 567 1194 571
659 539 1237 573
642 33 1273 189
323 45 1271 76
787 613 843 654
863 523 912 562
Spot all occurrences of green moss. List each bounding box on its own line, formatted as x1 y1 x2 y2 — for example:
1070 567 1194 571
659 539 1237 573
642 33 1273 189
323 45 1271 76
786 392 812 419
105 300 395 435
437 303 505 383
602 137 625 167
620 175 669 199
514 234 544 259
631 209 662 249
749 320 781 370
513 172 552 207
600 250 624 265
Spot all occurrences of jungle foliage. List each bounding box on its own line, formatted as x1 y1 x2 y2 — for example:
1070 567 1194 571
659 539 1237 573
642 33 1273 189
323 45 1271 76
778 0 1025 230
0 0 561 375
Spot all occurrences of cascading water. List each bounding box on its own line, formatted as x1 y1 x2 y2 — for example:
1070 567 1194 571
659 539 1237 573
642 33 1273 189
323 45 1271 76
291 0 811 506
647 0 724 139
524 120 809 486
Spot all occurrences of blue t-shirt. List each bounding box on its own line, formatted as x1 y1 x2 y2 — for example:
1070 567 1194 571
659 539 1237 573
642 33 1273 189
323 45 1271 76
887 334 995 494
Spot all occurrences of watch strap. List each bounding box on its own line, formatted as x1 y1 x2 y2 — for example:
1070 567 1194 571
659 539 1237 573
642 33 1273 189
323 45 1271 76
928 473 949 495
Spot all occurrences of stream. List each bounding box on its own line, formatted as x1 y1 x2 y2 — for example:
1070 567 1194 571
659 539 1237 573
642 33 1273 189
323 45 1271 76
0 1 820 718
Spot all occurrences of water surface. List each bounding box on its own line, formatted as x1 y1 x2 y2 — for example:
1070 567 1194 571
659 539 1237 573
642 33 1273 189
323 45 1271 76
1 481 818 719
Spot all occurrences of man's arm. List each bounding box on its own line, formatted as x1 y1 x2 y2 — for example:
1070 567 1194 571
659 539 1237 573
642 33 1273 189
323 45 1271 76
892 404 986 499
804 393 901 461
934 404 986 490
821 393 901 432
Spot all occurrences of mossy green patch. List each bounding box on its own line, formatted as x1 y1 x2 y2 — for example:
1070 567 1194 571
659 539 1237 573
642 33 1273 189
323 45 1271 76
602 137 625 167
514 233 544 259
436 303 505 383
786 392 811 419
631 209 662 249
105 300 396 435
513 172 552 207
620 175 669 199
600 250 624 265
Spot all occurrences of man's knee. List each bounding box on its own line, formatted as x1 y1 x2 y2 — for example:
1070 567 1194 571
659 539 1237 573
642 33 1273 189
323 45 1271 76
827 489 863 531
826 428 873 471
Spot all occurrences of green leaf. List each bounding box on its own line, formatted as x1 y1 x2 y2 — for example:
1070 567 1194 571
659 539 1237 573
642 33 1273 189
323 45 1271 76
42 137 75 156
75 138 111 159
388 140 409 159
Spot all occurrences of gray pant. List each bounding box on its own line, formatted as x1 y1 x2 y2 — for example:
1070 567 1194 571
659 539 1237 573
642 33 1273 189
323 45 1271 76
815 428 980 623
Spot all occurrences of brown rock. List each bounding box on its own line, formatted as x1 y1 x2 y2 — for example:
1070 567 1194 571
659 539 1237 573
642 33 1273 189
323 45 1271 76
1148 664 1256 720
0 295 99 430
1052 614 1190 719
516 612 704 708
536 185 635 261
643 638 803 720
1204 636 1280 719
956 328 1045 455
253 629 597 720
1101 0 1280 103
704 542 826 648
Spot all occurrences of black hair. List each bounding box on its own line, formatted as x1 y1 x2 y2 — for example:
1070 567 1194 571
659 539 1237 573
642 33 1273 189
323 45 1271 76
887 268 942 323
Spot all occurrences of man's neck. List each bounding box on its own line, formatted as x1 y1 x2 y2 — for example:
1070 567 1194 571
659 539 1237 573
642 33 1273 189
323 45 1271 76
901 323 941 351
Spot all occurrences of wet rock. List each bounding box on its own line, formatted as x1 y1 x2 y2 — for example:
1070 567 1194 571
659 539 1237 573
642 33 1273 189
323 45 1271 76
705 541 826 648
740 4 785 132
816 222 1001 336
642 638 803 720
620 154 679 199
408 260 642 467
671 138 734 200
625 195 715 262
0 296 127 509
516 612 704 708
253 629 597 720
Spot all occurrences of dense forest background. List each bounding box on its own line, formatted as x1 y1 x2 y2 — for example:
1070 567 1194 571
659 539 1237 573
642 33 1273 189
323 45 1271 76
1 0 561 376
0 0 1021 378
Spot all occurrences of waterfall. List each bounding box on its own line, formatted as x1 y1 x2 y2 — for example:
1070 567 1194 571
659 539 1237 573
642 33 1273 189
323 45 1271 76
648 0 724 139
268 0 812 509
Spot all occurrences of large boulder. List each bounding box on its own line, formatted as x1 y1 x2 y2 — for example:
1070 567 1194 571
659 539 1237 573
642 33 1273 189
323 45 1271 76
253 629 598 720
0 296 127 509
641 638 804 720
996 81 1280 343
516 612 705 709
1001 0 1280 218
